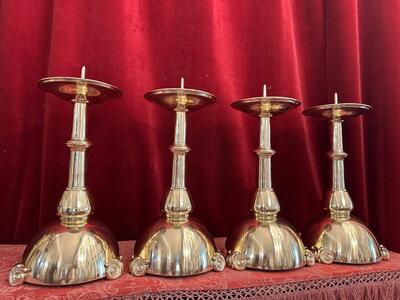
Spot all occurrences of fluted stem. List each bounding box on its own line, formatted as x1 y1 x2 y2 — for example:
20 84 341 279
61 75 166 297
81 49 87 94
258 116 273 190
331 119 346 190
253 109 279 222
67 101 88 189
58 81 92 227
171 111 187 189
164 95 192 222
328 116 353 220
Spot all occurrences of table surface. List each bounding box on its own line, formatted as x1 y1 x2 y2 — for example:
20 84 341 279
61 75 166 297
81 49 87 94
1 238 400 299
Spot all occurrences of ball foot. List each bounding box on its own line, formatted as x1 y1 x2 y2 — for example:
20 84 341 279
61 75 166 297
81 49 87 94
380 245 390 261
226 251 249 271
312 247 335 264
105 257 124 280
211 252 226 272
9 263 30 286
130 256 149 277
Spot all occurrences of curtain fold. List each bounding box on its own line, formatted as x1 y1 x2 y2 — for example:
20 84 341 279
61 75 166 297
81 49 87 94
0 0 399 252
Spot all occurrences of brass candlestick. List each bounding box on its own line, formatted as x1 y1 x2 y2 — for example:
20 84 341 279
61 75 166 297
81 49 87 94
225 86 324 271
302 93 389 264
130 78 225 277
9 67 123 286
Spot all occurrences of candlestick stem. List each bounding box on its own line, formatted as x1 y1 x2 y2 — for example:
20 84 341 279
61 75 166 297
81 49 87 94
67 103 88 189
59 70 91 226
171 111 187 188
164 89 192 222
329 106 353 220
331 119 346 190
253 99 279 222
258 116 273 189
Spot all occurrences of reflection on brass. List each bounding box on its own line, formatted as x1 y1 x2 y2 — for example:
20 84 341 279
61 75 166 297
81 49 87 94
302 93 389 264
226 85 320 271
9 67 123 286
131 78 225 277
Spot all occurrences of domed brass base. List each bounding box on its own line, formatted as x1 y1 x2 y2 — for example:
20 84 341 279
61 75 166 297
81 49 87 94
9 222 123 286
303 215 390 264
131 217 225 276
226 217 315 271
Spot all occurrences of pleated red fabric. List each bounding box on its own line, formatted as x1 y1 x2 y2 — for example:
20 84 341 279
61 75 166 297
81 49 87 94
0 0 399 251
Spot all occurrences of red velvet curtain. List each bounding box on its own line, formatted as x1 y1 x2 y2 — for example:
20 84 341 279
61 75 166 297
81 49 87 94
1 0 399 251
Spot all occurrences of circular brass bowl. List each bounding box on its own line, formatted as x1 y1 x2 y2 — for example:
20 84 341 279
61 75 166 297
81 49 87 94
226 217 307 270
303 103 371 120
21 221 120 285
38 77 122 103
144 88 216 111
231 96 300 116
134 217 218 276
303 215 383 264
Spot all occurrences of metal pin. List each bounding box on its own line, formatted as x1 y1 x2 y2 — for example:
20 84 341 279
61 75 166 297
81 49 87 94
263 84 267 98
81 66 86 79
334 92 339 104
180 77 184 89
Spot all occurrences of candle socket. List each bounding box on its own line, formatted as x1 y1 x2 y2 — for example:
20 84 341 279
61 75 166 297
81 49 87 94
302 101 389 264
9 71 123 286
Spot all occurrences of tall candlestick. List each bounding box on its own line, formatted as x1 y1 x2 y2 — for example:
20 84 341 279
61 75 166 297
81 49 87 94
226 87 319 271
9 68 123 286
303 96 389 264
130 80 225 277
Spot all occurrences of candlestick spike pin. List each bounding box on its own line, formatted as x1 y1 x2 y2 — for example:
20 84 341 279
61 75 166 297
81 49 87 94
225 85 319 271
9 67 123 286
302 93 389 264
130 78 225 277
81 65 86 79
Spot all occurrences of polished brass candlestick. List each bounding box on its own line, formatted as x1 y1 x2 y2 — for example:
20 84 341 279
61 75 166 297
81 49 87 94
302 93 389 264
225 85 325 271
130 78 225 277
9 67 123 286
